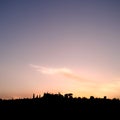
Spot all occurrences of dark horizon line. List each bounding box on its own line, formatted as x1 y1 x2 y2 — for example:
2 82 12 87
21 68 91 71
0 92 119 101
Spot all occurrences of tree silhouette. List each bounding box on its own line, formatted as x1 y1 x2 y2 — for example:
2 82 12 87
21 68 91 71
0 92 120 119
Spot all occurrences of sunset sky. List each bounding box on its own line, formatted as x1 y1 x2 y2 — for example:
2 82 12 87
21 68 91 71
0 0 120 99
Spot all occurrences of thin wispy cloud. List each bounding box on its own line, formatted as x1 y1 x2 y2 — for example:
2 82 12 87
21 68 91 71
29 64 41 69
30 64 72 74
29 64 88 82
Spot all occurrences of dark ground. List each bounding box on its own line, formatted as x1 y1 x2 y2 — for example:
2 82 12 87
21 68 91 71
0 93 120 119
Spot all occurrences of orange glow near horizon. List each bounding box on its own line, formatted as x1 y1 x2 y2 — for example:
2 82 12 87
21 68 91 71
0 64 120 100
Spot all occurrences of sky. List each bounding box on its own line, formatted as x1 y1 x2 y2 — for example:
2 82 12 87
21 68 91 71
0 0 120 99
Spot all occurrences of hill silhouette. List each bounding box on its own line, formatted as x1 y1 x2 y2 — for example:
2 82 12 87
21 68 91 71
0 92 120 119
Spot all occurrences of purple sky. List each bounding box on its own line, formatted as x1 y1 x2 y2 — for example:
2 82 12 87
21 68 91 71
0 0 120 99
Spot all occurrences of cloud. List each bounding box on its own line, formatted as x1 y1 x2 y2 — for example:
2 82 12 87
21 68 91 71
29 64 41 69
29 64 88 81
30 64 72 74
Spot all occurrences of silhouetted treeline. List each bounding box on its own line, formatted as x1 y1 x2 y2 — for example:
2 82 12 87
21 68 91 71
0 93 120 119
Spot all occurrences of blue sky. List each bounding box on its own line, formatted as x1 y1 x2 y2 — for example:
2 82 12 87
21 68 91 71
0 0 120 99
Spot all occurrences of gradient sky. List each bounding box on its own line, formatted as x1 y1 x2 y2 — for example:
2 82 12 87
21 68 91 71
0 0 120 99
